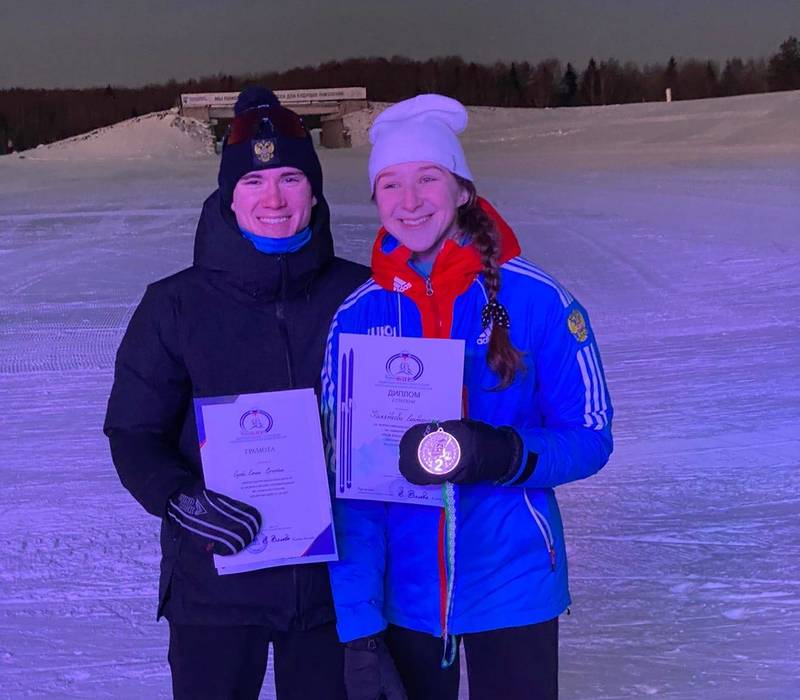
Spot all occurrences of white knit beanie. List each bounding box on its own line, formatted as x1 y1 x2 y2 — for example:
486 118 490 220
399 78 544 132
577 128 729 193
368 94 473 191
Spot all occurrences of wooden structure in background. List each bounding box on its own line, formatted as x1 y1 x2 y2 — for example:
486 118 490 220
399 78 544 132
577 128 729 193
180 88 367 148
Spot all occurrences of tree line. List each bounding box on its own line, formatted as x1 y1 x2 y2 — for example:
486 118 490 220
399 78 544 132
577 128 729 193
1 36 798 153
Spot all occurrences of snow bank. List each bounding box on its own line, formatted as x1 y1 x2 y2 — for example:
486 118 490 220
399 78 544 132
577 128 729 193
21 108 215 161
345 90 800 154
12 91 798 163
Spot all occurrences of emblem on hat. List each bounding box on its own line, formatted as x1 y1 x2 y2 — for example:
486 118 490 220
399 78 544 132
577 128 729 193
567 309 588 342
253 139 275 163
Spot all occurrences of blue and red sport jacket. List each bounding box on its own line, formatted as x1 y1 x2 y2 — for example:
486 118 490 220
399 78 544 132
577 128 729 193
322 199 613 641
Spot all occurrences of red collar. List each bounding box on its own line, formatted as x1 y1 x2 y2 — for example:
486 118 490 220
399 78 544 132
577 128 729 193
371 197 521 338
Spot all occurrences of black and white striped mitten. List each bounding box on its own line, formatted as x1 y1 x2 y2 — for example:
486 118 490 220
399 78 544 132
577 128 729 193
167 484 262 556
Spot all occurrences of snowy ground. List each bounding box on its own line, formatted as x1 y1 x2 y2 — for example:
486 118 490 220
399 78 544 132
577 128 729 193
1 92 798 698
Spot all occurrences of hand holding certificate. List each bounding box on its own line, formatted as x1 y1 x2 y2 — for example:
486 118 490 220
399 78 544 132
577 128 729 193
336 333 465 506
194 388 337 575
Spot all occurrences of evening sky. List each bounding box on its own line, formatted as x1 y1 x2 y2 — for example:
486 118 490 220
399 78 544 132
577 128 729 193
1 0 797 89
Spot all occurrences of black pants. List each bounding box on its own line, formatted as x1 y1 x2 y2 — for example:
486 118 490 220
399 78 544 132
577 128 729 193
168 622 346 700
385 618 559 700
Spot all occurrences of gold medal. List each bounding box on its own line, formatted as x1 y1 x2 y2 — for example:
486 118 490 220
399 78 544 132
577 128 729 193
417 427 461 476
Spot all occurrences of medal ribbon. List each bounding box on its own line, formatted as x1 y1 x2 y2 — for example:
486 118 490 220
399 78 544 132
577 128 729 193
419 422 459 668
440 481 458 668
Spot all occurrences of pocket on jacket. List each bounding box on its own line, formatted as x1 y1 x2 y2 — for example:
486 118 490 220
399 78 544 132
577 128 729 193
523 489 557 571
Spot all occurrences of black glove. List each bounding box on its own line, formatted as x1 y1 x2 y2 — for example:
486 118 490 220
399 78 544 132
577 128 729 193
344 633 408 700
399 419 526 486
166 482 262 556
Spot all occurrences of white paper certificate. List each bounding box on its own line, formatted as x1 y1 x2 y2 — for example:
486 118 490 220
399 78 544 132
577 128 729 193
194 388 337 575
336 333 465 507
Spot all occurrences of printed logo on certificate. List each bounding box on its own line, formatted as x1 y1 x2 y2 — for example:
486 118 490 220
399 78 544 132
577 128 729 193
336 333 465 507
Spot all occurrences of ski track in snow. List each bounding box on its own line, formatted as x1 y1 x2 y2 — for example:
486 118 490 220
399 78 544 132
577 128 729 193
1 92 799 698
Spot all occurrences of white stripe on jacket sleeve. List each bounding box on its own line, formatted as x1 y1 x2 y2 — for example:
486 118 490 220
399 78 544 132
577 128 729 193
577 344 610 429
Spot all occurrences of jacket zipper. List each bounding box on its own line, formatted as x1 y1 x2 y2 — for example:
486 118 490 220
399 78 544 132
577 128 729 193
275 255 300 621
276 255 295 388
422 272 453 640
424 275 443 336
523 489 557 571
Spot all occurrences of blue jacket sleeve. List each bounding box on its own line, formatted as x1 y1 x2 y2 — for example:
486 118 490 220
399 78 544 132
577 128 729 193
504 294 613 488
321 309 388 642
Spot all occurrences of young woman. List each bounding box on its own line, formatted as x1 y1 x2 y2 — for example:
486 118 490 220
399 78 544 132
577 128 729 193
322 95 613 700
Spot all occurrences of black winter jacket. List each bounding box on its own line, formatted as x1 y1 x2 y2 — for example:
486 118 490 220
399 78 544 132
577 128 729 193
104 191 369 627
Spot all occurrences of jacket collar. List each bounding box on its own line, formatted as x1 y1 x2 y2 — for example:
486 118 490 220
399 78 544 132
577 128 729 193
370 197 521 338
192 189 334 300
371 197 521 300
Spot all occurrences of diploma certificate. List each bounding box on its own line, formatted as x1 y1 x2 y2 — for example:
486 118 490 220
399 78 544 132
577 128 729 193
194 388 337 575
336 333 465 507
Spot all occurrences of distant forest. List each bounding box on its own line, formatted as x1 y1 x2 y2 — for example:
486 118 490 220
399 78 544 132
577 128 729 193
1 36 798 153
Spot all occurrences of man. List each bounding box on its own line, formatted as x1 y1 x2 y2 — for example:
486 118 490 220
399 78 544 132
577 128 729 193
104 87 368 699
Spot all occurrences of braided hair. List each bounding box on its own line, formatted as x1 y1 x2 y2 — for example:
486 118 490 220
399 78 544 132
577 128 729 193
455 175 525 389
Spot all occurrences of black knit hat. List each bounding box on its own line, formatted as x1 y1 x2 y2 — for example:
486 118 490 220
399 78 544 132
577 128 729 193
218 86 323 208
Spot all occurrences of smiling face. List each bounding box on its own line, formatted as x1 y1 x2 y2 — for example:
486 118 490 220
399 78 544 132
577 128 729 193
231 167 316 238
374 162 469 263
